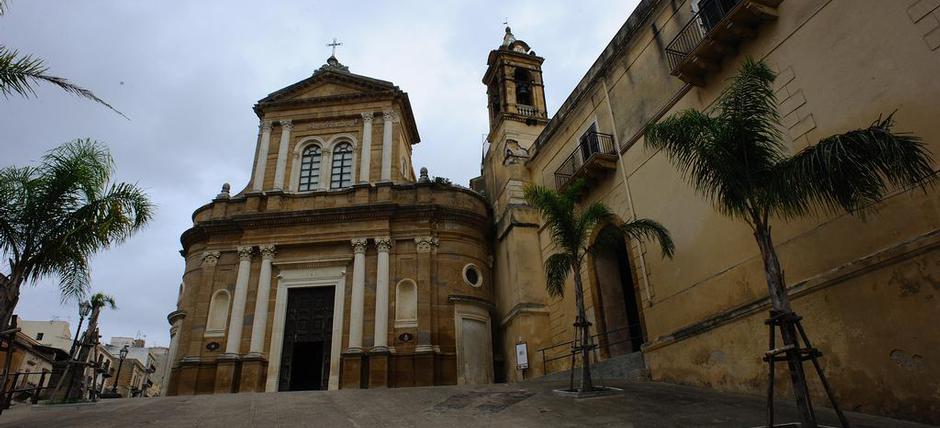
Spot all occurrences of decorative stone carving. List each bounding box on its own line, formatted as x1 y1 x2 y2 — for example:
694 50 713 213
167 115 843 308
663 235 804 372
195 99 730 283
414 236 439 253
216 183 231 199
308 119 358 130
237 245 254 261
419 167 430 183
202 251 221 266
503 139 530 165
279 119 293 130
259 244 276 260
260 120 273 132
382 111 397 122
351 238 368 254
360 112 374 123
375 237 392 252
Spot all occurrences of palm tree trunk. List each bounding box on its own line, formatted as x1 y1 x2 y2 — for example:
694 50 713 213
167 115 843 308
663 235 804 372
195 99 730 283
753 222 818 427
571 262 594 392
0 275 21 332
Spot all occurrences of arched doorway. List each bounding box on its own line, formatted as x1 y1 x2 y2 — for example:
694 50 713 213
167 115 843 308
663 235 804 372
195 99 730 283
592 225 645 356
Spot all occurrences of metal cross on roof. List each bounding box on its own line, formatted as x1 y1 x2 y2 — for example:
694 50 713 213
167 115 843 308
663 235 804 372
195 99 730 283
327 37 343 57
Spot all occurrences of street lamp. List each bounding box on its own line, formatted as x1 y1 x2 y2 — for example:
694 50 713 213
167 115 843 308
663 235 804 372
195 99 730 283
110 345 129 396
68 301 92 358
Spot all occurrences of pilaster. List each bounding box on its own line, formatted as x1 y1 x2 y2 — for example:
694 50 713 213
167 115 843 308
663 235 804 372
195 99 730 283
252 121 272 191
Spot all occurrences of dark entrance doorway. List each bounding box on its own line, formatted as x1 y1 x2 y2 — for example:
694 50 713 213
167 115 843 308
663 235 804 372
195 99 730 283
593 225 645 356
278 286 334 391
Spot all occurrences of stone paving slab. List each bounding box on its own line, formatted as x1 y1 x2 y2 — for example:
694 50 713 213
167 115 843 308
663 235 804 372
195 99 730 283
0 381 933 428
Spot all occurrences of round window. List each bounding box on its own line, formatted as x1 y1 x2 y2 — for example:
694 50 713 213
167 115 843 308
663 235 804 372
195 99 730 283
463 264 483 288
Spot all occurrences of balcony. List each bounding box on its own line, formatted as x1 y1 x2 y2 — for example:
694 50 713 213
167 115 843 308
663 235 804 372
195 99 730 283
516 104 545 118
665 0 781 85
554 132 618 190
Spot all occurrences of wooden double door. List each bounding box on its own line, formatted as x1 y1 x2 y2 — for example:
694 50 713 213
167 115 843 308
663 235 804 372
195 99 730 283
278 286 334 391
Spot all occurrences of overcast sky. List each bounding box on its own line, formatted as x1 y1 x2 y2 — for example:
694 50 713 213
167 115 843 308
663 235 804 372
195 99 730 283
0 1 636 347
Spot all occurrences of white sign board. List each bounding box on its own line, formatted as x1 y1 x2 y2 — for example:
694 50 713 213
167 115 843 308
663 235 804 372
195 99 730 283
515 343 529 369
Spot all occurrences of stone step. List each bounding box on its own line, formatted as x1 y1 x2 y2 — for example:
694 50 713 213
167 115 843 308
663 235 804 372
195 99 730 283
531 351 648 383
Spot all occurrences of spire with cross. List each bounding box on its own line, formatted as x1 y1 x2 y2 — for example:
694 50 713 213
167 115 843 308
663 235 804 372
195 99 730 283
327 37 343 58
317 37 349 74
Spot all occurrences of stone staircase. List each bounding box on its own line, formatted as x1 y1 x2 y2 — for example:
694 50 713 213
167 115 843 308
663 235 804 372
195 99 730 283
532 351 650 384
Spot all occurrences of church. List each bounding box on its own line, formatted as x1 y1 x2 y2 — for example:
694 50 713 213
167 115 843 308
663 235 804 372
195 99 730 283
164 50 495 392
165 1 940 423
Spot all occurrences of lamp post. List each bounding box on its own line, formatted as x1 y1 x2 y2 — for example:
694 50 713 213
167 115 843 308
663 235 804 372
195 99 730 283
68 301 92 359
110 345 129 396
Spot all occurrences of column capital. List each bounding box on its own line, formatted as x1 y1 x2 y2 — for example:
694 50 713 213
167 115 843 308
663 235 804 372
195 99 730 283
279 119 293 130
202 251 221 266
259 244 276 260
260 120 273 131
414 236 439 253
374 237 392 252
360 112 374 123
382 111 397 122
351 238 368 254
237 246 254 261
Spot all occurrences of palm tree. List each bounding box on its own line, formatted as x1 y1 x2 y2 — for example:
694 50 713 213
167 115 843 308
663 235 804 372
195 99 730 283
645 58 935 425
0 1 126 118
0 139 153 332
524 179 674 392
57 292 117 400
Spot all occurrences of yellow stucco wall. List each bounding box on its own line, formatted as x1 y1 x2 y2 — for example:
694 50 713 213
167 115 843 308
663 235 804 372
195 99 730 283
510 0 940 423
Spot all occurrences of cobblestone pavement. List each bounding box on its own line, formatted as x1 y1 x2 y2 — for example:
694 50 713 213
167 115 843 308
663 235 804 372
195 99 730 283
0 381 933 428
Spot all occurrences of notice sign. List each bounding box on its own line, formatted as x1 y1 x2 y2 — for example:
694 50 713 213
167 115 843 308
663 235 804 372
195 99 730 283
515 343 529 369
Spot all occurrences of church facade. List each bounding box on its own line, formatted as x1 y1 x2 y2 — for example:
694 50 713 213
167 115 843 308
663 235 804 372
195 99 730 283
167 0 940 423
165 56 493 393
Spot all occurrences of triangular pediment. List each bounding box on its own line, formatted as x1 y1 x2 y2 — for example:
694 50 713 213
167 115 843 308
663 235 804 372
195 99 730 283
260 69 397 104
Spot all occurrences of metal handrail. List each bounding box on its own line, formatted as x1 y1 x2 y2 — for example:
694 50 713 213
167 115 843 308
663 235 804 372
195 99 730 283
0 370 48 414
664 0 743 71
553 132 616 189
538 322 644 375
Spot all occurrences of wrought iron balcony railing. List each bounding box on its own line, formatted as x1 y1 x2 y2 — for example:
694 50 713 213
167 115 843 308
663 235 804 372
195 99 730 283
664 0 781 85
554 132 617 190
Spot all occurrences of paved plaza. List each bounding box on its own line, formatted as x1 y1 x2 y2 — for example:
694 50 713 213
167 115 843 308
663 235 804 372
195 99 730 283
0 380 933 427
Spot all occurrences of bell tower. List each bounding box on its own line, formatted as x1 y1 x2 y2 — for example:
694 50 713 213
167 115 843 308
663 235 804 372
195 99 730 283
483 26 548 136
476 27 553 384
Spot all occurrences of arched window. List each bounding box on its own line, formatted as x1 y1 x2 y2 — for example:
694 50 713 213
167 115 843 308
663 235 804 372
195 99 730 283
514 68 532 106
298 145 322 191
395 279 418 328
205 289 230 337
330 142 354 189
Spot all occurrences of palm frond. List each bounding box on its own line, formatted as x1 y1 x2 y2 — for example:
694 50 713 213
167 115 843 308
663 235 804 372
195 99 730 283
620 218 675 258
56 257 89 304
767 113 936 217
90 292 117 309
0 46 128 119
544 253 572 298
524 183 580 254
575 201 612 255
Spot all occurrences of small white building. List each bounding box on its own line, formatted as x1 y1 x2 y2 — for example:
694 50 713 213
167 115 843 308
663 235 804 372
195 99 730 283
18 320 72 354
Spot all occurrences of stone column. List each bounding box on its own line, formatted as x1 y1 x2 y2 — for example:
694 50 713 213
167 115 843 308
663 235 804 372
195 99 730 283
252 121 272 191
273 120 293 190
347 238 368 352
224 246 253 355
413 236 438 387
380 111 394 182
320 148 333 191
359 113 373 183
372 237 391 351
162 310 186 396
248 245 276 355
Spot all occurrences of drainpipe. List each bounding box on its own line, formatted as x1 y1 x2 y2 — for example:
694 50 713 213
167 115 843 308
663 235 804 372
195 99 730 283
602 80 654 307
